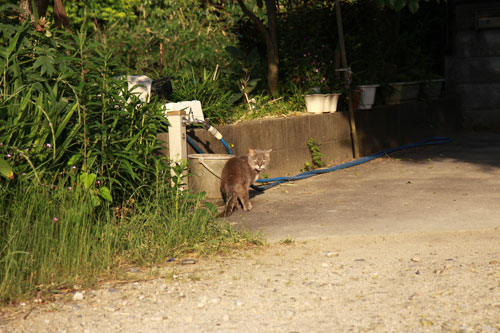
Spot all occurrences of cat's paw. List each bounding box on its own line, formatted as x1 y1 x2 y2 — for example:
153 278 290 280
244 202 253 211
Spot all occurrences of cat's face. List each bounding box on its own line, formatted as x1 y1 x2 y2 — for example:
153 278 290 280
248 148 272 171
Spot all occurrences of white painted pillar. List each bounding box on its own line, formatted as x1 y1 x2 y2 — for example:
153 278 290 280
166 110 188 185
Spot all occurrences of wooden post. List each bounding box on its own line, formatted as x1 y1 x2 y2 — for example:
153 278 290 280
335 0 360 158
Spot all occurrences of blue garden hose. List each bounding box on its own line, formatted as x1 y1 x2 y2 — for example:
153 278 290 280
252 137 452 191
220 138 233 155
187 135 233 155
187 135 205 154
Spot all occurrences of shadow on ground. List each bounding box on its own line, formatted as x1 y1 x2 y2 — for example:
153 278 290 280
226 130 500 241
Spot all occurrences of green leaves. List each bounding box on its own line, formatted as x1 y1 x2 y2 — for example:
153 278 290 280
0 14 172 203
79 172 113 204
0 158 14 180
99 186 113 203
80 172 97 189
376 0 421 13
33 54 56 76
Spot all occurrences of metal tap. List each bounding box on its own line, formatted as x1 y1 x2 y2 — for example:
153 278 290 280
182 108 205 126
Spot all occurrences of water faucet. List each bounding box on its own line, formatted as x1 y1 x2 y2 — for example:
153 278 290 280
182 108 204 126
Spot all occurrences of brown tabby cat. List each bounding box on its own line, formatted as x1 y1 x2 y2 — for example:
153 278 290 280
219 148 272 217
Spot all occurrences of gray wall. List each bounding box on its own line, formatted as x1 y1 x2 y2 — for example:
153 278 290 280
446 0 500 128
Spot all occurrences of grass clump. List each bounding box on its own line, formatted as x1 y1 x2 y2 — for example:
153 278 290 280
0 173 255 303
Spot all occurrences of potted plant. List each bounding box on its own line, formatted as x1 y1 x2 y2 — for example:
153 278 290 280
419 77 445 100
301 59 343 114
355 84 380 109
350 68 381 110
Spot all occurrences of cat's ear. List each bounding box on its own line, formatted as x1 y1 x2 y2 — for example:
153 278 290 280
265 149 272 155
248 148 255 155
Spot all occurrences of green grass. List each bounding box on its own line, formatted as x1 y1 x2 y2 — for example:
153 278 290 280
0 175 258 303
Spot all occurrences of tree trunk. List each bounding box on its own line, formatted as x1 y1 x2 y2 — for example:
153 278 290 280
235 0 280 97
19 0 49 21
265 0 279 97
19 0 70 28
53 0 70 28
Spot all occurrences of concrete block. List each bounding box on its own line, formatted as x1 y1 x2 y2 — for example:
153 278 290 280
265 149 289 178
456 83 500 109
321 139 353 165
331 112 352 140
463 108 500 128
231 120 263 154
258 117 287 151
286 115 310 149
450 57 500 83
286 147 311 174
309 113 335 142
455 30 500 57
455 2 500 30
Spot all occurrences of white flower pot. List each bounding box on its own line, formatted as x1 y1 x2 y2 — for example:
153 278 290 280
357 84 379 109
304 94 327 114
323 93 341 113
386 81 420 104
304 93 341 114
419 79 444 100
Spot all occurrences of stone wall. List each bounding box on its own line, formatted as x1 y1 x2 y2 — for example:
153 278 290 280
159 97 459 178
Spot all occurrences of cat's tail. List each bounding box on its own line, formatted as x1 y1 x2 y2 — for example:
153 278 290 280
218 192 237 218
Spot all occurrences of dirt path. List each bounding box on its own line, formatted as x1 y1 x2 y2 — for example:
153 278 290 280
2 229 499 332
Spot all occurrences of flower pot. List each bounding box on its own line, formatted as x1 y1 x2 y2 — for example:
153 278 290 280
385 81 420 104
419 79 444 100
304 93 341 113
323 93 341 113
357 84 379 109
304 94 327 114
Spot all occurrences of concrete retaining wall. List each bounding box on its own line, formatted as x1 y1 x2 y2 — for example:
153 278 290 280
446 0 500 128
158 97 459 178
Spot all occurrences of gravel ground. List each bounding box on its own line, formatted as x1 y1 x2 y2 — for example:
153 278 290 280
1 229 499 332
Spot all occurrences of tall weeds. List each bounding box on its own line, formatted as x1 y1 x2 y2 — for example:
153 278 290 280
0 173 227 302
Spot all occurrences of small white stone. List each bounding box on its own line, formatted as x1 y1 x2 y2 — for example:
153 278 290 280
73 292 84 301
210 297 221 304
222 314 230 322
235 300 243 307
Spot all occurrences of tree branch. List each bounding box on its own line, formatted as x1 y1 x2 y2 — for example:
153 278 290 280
235 0 271 44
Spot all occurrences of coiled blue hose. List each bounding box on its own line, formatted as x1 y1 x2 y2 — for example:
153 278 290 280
252 137 452 191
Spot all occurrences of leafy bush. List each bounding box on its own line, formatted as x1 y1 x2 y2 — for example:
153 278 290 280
0 14 170 201
65 0 140 27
